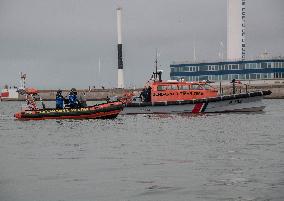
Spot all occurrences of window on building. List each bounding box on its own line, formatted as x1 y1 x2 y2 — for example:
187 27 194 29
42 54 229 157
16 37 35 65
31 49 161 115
232 74 239 79
222 74 228 80
199 75 209 81
208 65 216 71
232 64 239 70
199 66 208 71
267 62 272 68
251 63 257 69
261 74 268 79
261 62 267 68
250 74 256 79
212 75 218 81
182 67 189 71
239 63 245 69
239 74 245 80
245 74 250 79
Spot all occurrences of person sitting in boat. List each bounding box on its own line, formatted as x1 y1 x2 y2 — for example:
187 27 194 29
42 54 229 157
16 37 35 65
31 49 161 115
78 92 87 107
55 89 64 109
68 88 80 108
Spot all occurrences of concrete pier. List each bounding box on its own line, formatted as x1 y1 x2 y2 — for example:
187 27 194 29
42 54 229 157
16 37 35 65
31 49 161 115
1 84 284 101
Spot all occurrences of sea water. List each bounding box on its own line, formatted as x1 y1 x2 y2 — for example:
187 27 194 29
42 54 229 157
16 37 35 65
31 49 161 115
0 100 283 201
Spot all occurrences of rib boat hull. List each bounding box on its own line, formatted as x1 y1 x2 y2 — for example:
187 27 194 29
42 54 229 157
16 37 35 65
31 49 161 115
15 102 123 120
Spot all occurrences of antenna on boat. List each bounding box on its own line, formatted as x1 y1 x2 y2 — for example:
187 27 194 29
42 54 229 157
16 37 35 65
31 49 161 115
155 48 158 76
152 49 162 82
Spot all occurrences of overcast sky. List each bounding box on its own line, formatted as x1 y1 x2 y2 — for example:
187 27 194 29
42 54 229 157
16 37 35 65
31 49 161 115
0 0 283 89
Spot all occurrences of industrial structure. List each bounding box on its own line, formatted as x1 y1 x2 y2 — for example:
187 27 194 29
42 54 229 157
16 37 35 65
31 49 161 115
170 0 284 83
116 8 124 88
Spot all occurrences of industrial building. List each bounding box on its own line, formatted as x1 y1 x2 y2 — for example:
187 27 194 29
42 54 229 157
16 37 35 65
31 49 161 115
170 0 284 83
170 58 284 82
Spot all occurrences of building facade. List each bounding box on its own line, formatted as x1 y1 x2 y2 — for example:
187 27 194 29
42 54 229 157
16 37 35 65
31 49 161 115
170 58 284 82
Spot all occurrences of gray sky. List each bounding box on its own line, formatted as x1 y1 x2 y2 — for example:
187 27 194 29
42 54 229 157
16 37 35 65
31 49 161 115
0 0 283 89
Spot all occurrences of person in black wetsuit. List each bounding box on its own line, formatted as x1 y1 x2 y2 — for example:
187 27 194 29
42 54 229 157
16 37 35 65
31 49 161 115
146 86 152 102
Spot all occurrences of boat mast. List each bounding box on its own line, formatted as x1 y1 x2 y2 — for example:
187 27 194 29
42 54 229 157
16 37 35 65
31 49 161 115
153 49 162 82
155 48 158 78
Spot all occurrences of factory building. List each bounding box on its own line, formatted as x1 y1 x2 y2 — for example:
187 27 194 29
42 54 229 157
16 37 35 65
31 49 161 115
170 0 284 83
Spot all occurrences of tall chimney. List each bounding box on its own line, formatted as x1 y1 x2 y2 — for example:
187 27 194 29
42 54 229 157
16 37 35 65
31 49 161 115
227 0 246 60
117 8 124 88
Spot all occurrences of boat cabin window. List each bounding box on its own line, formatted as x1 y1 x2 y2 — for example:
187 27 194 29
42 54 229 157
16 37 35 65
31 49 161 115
191 84 203 90
179 85 190 90
157 85 170 91
157 85 179 90
170 85 178 90
203 84 211 90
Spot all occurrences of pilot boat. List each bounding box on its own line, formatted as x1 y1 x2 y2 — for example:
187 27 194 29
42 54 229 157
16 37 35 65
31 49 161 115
121 59 271 114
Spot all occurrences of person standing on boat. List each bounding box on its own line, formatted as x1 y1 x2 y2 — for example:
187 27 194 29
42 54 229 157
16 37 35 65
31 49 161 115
68 88 79 108
55 89 64 109
139 86 148 102
146 86 152 102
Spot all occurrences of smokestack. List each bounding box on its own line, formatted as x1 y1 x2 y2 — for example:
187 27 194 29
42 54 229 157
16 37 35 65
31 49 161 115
117 8 124 88
227 0 246 60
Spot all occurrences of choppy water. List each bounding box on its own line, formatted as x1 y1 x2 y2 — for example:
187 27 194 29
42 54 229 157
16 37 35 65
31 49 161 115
0 100 283 201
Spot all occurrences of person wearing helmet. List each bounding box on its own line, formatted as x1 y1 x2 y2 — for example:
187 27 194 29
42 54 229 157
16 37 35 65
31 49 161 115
68 88 79 108
55 89 64 109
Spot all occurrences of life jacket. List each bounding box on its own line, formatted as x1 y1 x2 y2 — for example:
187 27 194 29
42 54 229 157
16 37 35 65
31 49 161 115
56 95 64 108
68 94 78 106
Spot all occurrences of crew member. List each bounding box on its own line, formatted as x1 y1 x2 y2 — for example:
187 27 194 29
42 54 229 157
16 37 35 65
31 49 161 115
55 89 64 109
78 92 87 107
68 88 79 108
146 86 152 102
139 86 148 101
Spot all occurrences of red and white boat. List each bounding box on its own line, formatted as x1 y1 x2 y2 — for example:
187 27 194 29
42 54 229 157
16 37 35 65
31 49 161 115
1 73 26 101
120 60 271 114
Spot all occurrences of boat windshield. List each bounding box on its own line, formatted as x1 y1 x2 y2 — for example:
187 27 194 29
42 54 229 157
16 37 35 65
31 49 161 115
203 84 212 90
191 84 203 90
